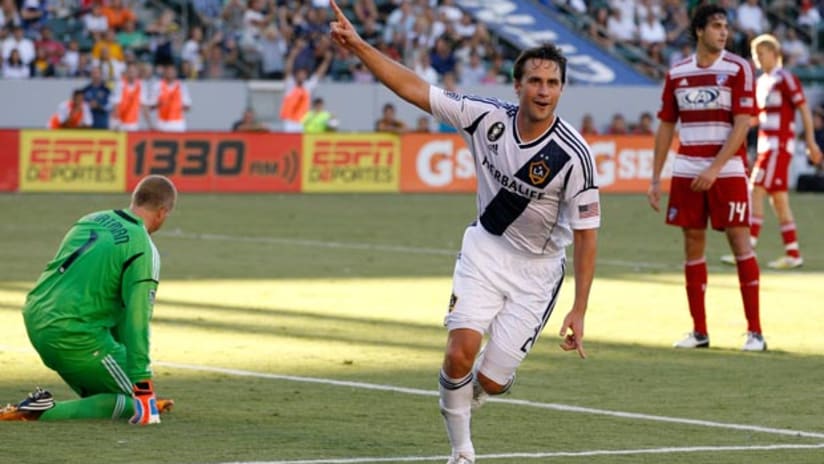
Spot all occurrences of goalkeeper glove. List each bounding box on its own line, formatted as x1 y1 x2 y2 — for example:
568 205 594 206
130 380 161 425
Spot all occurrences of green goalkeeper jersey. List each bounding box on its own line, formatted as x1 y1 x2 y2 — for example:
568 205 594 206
23 209 160 383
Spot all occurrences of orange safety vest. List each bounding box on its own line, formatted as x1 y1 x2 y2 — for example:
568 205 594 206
116 79 142 124
157 80 184 123
49 101 85 129
279 85 309 123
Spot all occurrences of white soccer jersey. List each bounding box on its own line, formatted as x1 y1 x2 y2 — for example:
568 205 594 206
429 86 600 256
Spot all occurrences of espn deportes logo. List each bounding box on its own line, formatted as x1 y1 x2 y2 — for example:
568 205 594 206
310 139 396 183
26 138 119 182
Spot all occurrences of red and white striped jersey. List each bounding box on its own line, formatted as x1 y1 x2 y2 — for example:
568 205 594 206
755 67 805 156
658 51 755 178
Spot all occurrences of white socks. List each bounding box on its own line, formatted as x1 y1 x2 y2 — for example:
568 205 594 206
439 369 475 460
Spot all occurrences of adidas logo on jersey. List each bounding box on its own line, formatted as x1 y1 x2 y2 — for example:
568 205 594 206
678 78 689 86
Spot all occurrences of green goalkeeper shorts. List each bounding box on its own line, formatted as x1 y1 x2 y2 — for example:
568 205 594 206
27 327 134 397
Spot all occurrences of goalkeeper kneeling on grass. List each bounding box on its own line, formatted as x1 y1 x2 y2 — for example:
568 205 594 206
1 175 177 424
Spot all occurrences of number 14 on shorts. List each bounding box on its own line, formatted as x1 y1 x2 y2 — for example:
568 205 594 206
728 201 747 222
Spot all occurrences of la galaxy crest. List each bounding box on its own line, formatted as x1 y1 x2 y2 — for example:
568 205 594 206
528 159 550 185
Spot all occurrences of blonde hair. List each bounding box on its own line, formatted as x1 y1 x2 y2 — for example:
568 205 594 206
751 34 782 69
132 175 177 211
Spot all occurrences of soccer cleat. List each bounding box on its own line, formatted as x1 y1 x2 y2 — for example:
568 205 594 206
156 398 174 414
673 331 710 348
17 387 54 411
767 256 803 270
720 254 736 265
0 387 55 421
446 455 474 464
743 332 767 351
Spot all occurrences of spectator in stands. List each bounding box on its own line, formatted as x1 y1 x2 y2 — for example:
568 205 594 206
30 46 54 77
301 97 336 133
110 62 149 131
259 25 287 80
145 8 178 66
359 17 381 47
580 113 598 136
813 106 824 160
606 113 628 135
438 72 459 133
279 37 331 132
82 66 111 129
0 0 22 29
49 89 92 128
664 4 690 48
736 0 765 52
73 52 92 78
430 36 457 77
36 27 65 69
375 102 406 133
636 0 662 24
781 28 810 67
414 49 438 85
454 12 476 40
3 25 34 66
100 0 135 33
414 115 431 133
117 19 149 56
383 0 415 45
181 26 204 78
633 112 655 135
459 50 485 86
93 46 124 84
233 107 268 132
350 61 374 83
353 0 378 25
798 0 821 28
83 2 109 40
192 0 223 30
221 0 245 35
589 7 614 50
480 54 506 84
61 39 80 76
149 64 192 132
669 42 691 67
638 11 667 48
92 29 124 62
607 7 636 43
2 48 30 78
240 0 270 51
20 0 45 33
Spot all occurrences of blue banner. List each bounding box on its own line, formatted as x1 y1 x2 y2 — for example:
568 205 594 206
456 0 655 86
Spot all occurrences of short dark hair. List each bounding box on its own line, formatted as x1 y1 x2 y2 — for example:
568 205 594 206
690 4 727 42
512 43 567 84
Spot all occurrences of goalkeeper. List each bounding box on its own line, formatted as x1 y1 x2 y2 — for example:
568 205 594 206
0 175 177 424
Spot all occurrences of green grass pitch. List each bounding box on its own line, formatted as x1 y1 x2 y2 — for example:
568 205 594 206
1 192 823 464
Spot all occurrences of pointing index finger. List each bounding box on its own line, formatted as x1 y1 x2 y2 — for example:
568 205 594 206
330 0 345 20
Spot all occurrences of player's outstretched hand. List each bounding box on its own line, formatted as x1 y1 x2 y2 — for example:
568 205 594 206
329 0 361 51
558 310 586 359
130 380 161 425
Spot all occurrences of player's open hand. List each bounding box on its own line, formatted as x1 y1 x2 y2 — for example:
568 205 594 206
808 142 823 166
647 181 661 212
691 166 719 192
330 0 360 50
558 310 586 359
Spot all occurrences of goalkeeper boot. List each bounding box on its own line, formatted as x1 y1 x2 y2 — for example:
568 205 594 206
673 331 709 348
156 398 175 414
0 387 54 421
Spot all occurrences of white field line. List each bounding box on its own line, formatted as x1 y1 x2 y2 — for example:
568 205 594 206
158 361 824 440
156 230 673 270
219 443 824 464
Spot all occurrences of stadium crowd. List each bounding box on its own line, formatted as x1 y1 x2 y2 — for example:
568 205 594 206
1 0 821 85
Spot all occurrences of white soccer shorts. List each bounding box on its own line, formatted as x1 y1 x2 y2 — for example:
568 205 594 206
444 224 566 385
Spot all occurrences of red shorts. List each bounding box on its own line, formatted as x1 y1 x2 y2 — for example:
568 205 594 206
666 176 751 231
751 150 791 193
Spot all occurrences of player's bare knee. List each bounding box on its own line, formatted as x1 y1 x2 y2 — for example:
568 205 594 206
476 371 506 395
442 348 474 378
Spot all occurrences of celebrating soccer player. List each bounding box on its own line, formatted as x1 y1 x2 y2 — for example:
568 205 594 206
329 1 600 462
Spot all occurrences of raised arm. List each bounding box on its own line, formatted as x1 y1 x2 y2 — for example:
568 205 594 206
329 0 430 113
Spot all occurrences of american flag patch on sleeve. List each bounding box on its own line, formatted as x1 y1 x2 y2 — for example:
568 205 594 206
578 202 600 219
740 97 753 107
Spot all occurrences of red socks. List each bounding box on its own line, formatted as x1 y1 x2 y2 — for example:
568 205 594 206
685 258 708 335
735 253 761 333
